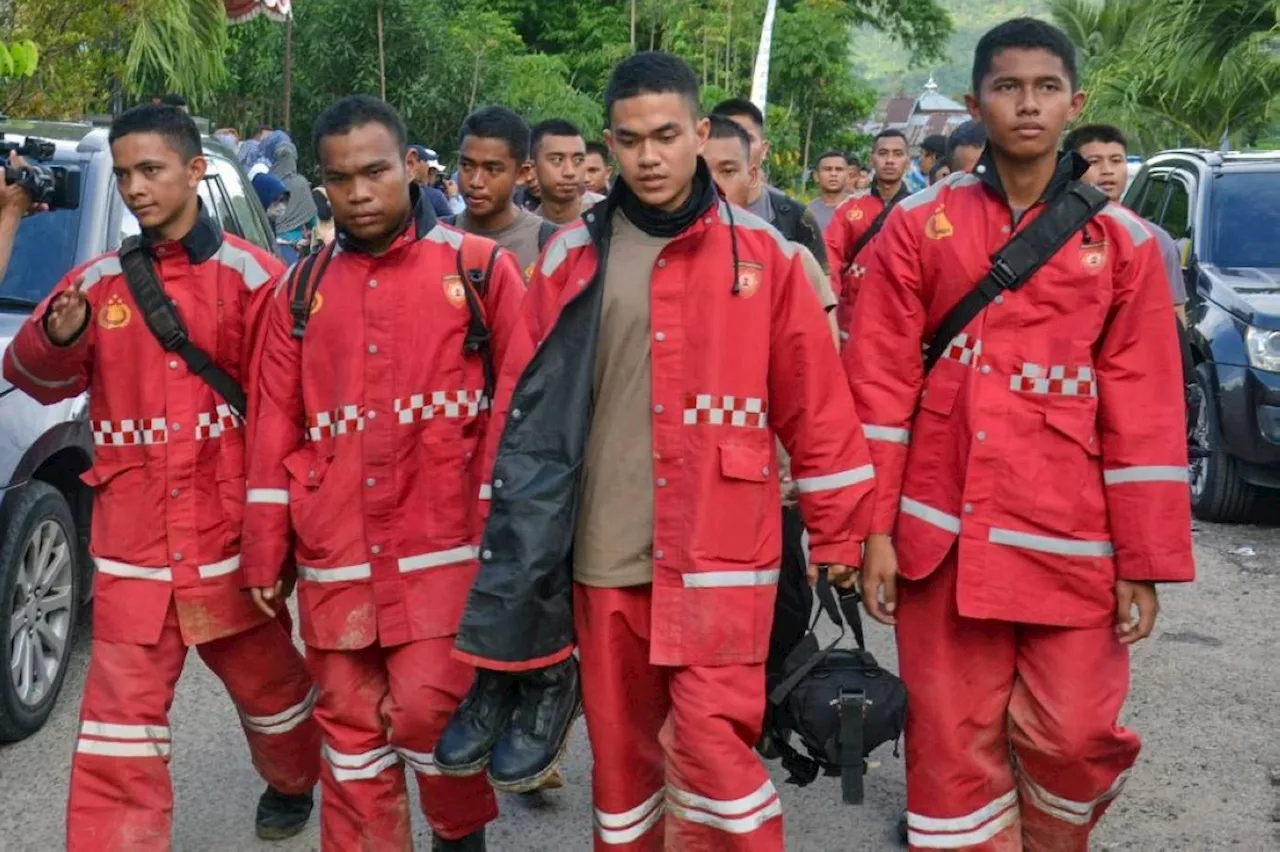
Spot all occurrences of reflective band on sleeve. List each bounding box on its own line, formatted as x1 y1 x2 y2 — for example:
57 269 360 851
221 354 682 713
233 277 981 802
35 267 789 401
682 569 781 589
794 464 875 493
197 555 240 579
6 348 80 389
297 563 372 583
1102 466 1188 485
397 545 479 573
899 497 962 534
95 558 173 582
989 527 1114 557
246 488 290 505
241 685 318 736
863 424 910 444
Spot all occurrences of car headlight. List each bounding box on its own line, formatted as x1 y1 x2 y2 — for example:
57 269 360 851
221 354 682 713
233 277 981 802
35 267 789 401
1245 327 1280 372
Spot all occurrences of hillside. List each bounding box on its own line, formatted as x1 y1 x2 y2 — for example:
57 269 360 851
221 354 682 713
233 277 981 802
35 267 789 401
853 0 1052 99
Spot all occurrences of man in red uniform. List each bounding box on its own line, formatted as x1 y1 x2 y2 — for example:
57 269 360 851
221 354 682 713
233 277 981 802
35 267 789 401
243 95 524 851
825 128 911 341
438 52 874 850
847 19 1194 851
3 105 319 850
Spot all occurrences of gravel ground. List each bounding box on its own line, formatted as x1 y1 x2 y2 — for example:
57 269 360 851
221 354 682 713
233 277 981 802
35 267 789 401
0 520 1276 851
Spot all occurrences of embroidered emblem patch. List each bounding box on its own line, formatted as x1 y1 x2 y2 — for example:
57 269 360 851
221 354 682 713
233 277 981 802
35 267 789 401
1080 242 1108 271
443 274 467 308
846 207 865 222
735 261 764 298
310 292 324 316
925 206 954 240
99 295 131 330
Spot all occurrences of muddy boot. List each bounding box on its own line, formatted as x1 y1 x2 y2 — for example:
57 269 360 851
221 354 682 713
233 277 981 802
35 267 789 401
255 786 314 841
432 828 486 851
435 669 518 776
487 657 581 793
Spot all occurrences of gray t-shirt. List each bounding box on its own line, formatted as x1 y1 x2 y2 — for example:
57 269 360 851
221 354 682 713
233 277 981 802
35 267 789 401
1144 219 1188 306
806 197 842 236
453 207 547 281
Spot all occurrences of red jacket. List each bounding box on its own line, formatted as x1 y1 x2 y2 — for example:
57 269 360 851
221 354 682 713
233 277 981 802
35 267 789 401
824 184 910 340
455 185 875 670
242 193 524 650
844 156 1194 628
2 213 282 646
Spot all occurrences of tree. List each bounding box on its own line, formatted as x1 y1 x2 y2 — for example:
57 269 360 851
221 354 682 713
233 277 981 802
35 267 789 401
125 0 231 106
0 1 124 119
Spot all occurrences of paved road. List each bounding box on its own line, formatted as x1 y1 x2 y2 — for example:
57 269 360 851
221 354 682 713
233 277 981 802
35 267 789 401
1 521 1277 851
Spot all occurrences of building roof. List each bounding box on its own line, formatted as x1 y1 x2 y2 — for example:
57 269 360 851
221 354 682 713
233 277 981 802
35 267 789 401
883 97 916 126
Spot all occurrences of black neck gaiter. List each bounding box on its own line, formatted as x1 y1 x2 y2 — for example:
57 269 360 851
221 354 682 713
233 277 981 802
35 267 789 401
616 157 718 238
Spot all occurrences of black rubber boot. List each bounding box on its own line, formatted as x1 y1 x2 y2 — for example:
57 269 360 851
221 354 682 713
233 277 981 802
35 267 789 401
432 827 486 851
435 669 518 776
897 810 909 846
254 786 314 841
487 657 581 793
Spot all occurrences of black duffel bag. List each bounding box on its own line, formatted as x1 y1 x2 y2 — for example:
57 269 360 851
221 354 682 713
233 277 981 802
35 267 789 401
766 569 907 805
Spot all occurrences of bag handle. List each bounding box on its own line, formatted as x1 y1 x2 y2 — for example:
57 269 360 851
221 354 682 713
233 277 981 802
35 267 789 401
767 568 866 708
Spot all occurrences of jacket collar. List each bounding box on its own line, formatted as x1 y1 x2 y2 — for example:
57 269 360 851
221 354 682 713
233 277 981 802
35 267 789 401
335 183 439 254
139 202 223 264
585 159 718 246
871 181 910 205
973 146 1090 207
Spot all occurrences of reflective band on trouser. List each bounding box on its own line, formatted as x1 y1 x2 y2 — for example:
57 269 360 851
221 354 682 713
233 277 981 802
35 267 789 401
681 569 780 589
241 685 318 735
246 488 290 505
298 563 373 583
906 790 1019 849
988 528 1114 557
665 780 782 835
1102 466 1188 485
1020 769 1130 826
863 424 910 444
899 496 962 534
75 720 172 759
596 790 665 845
794 464 875 493
397 747 443 776
322 744 401 782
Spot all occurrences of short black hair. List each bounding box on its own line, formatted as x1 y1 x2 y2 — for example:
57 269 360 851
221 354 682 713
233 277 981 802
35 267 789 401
1063 123 1127 154
710 97 765 133
946 120 988 167
848 156 862 170
459 105 531 164
873 128 909 147
531 118 583 157
584 140 609 161
252 123 271 137
605 51 700 127
816 150 848 166
973 18 1078 95
707 114 751 160
312 95 407 161
109 104 202 162
160 93 188 108
920 134 947 157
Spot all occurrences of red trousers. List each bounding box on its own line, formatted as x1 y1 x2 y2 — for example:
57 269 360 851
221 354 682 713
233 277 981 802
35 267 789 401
897 556 1140 851
575 584 783 852
307 636 497 849
67 604 320 852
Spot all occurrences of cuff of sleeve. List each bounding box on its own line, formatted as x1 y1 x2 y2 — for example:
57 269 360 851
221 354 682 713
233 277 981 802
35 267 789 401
41 302 91 349
808 539 865 569
1116 548 1196 583
242 559 286 589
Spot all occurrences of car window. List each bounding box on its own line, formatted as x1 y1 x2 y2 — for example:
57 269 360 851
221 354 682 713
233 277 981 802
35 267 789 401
0 207 83 307
199 176 241 238
1207 172 1280 270
1134 174 1169 221
209 156 273 252
1158 176 1191 240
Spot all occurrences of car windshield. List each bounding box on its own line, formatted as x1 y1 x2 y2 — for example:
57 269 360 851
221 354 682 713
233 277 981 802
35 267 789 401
1208 171 1280 271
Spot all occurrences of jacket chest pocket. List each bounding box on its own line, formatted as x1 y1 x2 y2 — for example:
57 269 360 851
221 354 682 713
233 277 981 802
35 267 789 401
283 450 345 561
695 440 777 564
998 406 1103 533
81 458 148 557
418 431 478 543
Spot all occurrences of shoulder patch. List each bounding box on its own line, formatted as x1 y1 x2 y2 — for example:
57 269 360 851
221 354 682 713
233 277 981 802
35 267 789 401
212 240 273 290
540 224 593 277
718 202 797 259
1097 204 1152 247
79 255 123 292
897 172 980 213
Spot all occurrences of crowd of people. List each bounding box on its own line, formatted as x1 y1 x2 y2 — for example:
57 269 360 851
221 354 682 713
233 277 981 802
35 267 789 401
0 14 1197 852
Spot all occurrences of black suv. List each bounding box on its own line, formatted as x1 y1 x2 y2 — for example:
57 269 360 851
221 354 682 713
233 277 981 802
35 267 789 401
1125 150 1280 521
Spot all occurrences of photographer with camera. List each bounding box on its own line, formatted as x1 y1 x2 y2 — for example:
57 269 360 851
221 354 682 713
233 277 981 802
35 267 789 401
0 151 48 282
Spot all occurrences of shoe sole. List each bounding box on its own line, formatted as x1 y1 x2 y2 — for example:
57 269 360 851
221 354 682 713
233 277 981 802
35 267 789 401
487 699 582 794
256 824 310 842
434 752 492 778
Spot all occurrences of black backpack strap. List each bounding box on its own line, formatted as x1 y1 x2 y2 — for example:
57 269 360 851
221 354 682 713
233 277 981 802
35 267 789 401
456 235 501 402
838 688 867 804
536 219 559 252
288 243 336 340
118 236 247 417
767 570 848 707
843 204 895 276
923 182 1108 373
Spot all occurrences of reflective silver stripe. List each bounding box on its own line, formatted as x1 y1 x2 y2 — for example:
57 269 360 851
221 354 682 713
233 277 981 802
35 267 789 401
596 790 665 830
241 685 318 736
398 545 478 573
479 483 492 500
907 804 1018 848
666 797 782 835
897 172 981 213
597 800 665 845
397 747 442 776
297 563 372 582
988 527 1114 557
95 558 172 582
863 424 910 444
899 497 961 534
1020 769 1130 826
682 569 780 589
213 240 273 290
424 223 465 249
540 224 593 277
1102 466 1188 485
322 744 401 782
197 555 240 579
81 721 170 741
794 464 875 493
907 790 1017 833
666 780 777 816
6 347 82 389
79 255 123 291
1097 205 1152 246
246 488 289 505
718 201 797 258
75 739 172 758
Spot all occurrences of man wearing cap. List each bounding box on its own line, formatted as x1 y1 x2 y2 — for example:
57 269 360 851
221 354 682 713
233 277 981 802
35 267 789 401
408 144 454 218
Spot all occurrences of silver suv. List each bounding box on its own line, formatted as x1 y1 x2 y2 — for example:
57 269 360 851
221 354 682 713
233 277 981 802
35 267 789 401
0 120 277 740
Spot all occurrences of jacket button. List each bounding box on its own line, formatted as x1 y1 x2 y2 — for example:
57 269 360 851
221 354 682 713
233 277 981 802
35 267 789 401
482 549 493 560
656 478 667 487
511 408 521 419
367 410 377 420
365 477 376 487
977 431 987 441
171 423 181 432
994 295 1004 304
368 279 378 288
368 344 378 354
654 332 665 342
173 552 183 562
704 216 713 225
169 360 178 369
981 365 991 375
964 503 973 514
762 466 770 476
170 489 179 498
308 470 316 479
493 479 503 489
371 545 381 555
654 404 665 414
654 550 664 560
657 259 667 268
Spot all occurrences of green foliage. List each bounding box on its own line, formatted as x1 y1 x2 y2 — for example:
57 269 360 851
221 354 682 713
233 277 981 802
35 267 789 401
0 1 124 119
0 41 40 78
126 0 231 108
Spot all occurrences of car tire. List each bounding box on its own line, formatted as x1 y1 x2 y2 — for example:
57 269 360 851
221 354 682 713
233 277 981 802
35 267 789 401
0 480 81 742
1189 363 1257 523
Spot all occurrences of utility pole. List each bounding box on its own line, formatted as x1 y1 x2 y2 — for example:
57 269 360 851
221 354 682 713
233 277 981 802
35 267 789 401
282 14 293 129
376 0 387 101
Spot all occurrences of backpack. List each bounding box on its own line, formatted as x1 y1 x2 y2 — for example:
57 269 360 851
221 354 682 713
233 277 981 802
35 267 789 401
286 232 502 400
764 568 908 806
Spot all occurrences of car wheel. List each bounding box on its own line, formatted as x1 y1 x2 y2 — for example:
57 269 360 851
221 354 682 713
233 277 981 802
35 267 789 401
0 480 80 742
1189 363 1257 523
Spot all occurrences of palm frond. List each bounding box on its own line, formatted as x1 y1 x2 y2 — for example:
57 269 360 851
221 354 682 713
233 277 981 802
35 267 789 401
125 0 230 105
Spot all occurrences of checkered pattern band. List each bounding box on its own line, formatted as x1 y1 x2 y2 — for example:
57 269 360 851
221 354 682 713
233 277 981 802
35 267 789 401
306 405 366 442
942 333 983 366
92 418 168 447
393 390 489 425
1011 363 1096 397
682 394 768 429
195 404 243 440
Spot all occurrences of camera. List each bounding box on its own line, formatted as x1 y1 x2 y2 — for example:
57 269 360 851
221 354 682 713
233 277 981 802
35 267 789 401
0 134 81 210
